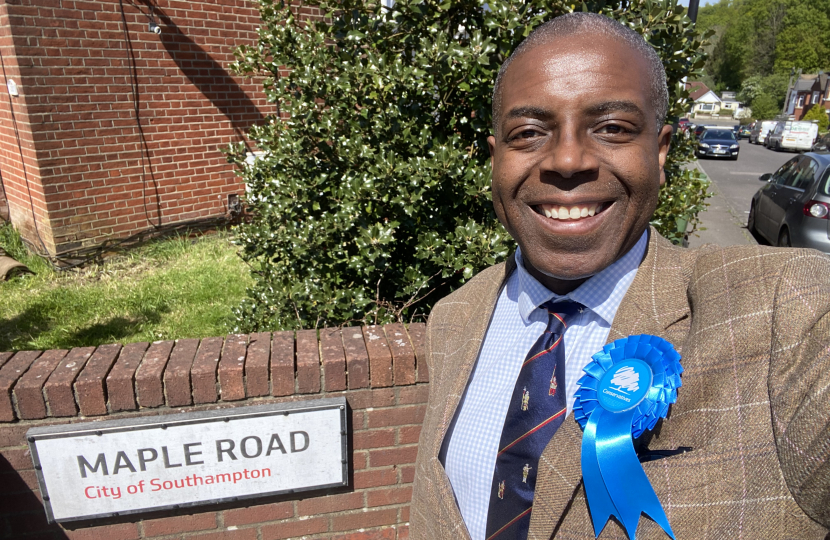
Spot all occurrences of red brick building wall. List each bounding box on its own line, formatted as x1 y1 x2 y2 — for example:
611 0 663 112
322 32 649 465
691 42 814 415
0 0 305 256
0 323 428 539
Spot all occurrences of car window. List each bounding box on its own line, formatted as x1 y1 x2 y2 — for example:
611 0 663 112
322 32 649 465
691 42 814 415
773 157 801 186
702 130 736 140
819 167 830 197
785 158 818 190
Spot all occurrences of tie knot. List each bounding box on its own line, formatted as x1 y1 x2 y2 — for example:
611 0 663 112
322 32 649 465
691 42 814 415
540 300 583 329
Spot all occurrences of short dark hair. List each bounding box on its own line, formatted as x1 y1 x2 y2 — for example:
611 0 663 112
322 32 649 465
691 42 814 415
492 12 669 135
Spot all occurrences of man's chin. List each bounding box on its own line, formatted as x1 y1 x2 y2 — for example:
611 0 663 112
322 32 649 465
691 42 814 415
521 254 610 294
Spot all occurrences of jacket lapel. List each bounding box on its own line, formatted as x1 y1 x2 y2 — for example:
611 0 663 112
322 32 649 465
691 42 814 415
528 229 693 539
432 254 518 456
426 256 518 538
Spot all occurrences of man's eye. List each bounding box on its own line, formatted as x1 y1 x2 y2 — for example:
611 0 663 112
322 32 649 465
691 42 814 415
597 124 627 134
511 129 541 141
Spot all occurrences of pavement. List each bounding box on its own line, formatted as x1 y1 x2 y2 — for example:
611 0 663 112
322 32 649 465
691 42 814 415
685 128 796 249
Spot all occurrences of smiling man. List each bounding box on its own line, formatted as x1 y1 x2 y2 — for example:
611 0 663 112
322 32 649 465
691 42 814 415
410 12 830 540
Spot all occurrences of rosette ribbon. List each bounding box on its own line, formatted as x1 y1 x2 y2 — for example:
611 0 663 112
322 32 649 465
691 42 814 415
573 334 683 539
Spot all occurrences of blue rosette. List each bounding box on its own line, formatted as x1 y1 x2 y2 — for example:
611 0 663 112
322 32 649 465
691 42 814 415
573 335 683 540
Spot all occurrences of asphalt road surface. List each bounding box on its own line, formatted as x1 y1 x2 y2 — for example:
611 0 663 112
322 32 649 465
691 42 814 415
687 135 796 249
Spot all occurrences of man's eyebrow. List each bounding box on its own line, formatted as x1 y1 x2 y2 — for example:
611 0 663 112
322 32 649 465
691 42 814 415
584 100 646 117
504 106 553 121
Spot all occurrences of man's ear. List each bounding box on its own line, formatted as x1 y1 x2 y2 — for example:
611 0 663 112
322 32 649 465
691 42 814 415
657 124 673 186
487 135 497 167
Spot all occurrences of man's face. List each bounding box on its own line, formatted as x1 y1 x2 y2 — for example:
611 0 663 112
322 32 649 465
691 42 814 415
488 33 673 293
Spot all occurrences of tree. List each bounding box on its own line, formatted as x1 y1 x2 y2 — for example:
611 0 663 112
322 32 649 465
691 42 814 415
751 93 780 119
803 104 829 132
739 73 788 119
228 0 711 331
737 75 763 104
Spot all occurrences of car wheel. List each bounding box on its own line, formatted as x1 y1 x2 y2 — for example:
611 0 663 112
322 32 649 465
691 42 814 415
778 228 791 248
747 204 757 234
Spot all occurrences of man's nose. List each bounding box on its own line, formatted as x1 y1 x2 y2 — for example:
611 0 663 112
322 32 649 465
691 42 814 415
539 128 598 179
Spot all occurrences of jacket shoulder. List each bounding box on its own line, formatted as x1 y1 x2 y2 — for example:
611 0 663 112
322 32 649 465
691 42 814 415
429 260 511 323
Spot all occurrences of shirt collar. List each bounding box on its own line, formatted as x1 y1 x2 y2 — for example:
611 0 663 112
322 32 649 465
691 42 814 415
515 230 648 325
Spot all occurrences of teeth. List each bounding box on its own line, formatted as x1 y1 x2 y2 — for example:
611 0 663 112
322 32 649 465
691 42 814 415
539 203 603 221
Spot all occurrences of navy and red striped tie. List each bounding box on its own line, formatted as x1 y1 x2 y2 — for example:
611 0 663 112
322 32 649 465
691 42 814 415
485 300 581 540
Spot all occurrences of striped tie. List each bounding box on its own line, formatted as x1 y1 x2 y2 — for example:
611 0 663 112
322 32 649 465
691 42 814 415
484 300 581 540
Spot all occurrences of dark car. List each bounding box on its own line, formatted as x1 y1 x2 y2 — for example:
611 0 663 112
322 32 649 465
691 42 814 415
813 132 830 152
696 128 739 159
693 125 707 139
748 152 830 251
732 124 741 137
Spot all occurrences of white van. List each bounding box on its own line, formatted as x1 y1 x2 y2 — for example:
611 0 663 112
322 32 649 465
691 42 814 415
766 121 819 152
750 120 777 145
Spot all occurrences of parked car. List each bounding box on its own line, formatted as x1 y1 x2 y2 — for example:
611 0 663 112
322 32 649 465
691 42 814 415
811 132 830 152
748 152 830 251
738 125 752 139
678 118 690 132
696 128 740 159
692 124 709 139
765 120 819 152
731 124 741 137
749 120 777 145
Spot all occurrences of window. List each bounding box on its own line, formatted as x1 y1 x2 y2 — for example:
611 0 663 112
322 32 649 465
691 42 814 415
702 130 736 140
797 95 805 107
773 157 800 186
813 91 820 104
820 168 830 197
700 103 714 111
786 158 818 191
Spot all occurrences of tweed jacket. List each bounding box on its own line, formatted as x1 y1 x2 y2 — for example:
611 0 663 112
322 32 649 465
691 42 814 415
410 229 830 540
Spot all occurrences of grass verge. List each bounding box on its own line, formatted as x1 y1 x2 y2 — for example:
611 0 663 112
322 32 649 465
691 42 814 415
0 226 251 352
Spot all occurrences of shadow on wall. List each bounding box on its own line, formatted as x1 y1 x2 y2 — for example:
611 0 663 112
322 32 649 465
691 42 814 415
146 2 267 147
0 453 71 539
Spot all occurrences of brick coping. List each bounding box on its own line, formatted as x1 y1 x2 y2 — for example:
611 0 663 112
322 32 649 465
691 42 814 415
0 323 427 423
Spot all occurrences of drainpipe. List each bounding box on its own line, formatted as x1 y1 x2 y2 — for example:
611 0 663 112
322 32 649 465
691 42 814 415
688 0 700 23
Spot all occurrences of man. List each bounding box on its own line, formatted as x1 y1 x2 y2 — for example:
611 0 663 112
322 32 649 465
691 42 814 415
410 12 830 540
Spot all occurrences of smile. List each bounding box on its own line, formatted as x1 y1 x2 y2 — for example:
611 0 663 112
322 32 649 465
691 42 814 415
534 202 611 221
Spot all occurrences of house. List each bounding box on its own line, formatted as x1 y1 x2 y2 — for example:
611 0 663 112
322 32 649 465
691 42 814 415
686 82 724 116
787 72 830 121
0 1 323 258
719 91 741 115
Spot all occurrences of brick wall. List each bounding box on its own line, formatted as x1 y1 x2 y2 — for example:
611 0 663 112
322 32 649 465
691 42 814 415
0 0 310 255
0 323 429 540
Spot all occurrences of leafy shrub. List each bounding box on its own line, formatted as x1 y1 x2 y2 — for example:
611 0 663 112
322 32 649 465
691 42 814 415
803 103 829 132
228 0 711 331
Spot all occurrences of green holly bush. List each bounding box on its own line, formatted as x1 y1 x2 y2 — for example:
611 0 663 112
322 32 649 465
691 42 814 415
228 0 711 331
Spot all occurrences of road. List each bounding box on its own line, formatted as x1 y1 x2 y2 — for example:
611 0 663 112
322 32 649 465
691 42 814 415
687 134 796 249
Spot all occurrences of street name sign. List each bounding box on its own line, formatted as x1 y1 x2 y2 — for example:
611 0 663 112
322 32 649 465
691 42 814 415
27 398 348 523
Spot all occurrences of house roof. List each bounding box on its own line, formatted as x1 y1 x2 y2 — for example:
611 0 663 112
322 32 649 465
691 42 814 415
686 81 712 101
795 74 819 92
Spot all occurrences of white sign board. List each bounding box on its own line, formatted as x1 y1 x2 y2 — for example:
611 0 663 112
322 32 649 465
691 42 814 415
27 398 348 523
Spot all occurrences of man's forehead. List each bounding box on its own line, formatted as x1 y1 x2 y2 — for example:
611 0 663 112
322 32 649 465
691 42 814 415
499 38 651 109
503 33 647 86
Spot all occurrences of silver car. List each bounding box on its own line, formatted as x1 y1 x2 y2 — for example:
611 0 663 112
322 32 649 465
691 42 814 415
748 152 830 251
